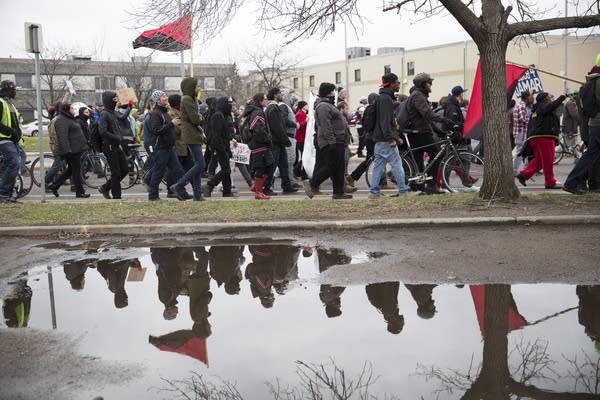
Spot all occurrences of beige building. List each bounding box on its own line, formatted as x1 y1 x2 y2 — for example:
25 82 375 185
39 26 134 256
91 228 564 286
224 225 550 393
284 35 600 106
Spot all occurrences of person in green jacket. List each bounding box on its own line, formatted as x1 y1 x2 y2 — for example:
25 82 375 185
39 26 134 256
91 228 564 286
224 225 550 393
170 77 206 201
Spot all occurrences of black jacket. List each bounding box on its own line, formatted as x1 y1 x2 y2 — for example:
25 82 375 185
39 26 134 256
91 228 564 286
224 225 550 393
527 95 566 139
265 102 290 147
207 97 233 152
314 97 346 148
75 108 91 144
99 91 123 147
54 107 89 156
150 104 176 150
407 86 447 134
243 104 272 150
372 88 400 143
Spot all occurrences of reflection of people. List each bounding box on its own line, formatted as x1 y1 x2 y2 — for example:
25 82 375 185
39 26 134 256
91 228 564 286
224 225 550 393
317 248 351 318
188 263 213 338
151 248 186 320
405 284 437 319
2 275 32 328
366 282 404 334
576 285 600 350
245 246 277 308
97 258 138 309
63 259 96 290
209 245 244 295
273 245 300 295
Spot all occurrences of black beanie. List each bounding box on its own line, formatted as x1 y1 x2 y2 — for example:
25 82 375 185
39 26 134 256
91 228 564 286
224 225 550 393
168 94 181 108
318 82 336 97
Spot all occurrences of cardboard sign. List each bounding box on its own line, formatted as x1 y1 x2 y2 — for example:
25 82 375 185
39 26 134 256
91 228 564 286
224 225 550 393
116 87 138 105
127 266 147 282
231 142 251 165
514 69 544 97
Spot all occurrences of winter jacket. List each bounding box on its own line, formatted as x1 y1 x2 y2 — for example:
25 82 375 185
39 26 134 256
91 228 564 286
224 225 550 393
242 104 271 150
314 97 346 149
295 109 307 143
180 77 205 144
54 107 89 156
407 86 447 134
280 89 298 137
169 108 188 157
150 104 176 150
99 91 124 148
527 95 566 139
75 108 91 144
561 98 579 134
587 73 600 127
265 101 290 146
371 87 400 143
207 97 233 152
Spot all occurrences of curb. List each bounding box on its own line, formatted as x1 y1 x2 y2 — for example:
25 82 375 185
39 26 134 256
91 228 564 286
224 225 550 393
1 215 599 237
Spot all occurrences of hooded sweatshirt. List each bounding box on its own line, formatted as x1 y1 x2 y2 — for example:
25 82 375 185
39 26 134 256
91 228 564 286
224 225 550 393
180 77 205 144
98 91 123 147
242 103 271 150
207 97 233 152
54 103 88 156
280 89 298 137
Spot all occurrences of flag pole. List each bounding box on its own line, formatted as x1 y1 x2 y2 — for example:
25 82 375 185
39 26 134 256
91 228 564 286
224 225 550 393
178 0 185 78
189 26 194 77
507 60 584 85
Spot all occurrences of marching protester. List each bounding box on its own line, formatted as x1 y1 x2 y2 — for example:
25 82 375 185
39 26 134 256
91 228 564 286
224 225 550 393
303 83 351 200
294 100 308 177
244 93 273 200
512 91 533 176
516 91 566 189
0 81 22 203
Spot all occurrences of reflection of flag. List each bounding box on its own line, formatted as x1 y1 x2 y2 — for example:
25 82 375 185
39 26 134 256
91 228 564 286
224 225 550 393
149 331 208 365
463 61 528 140
132 15 191 52
470 285 528 337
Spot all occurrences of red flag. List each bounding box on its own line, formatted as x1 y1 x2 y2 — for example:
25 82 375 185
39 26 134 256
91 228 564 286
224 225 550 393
132 15 191 52
469 285 528 337
463 61 528 140
149 331 208 365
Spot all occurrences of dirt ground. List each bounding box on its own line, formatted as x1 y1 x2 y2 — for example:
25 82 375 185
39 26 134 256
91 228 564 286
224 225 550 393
1 216 599 399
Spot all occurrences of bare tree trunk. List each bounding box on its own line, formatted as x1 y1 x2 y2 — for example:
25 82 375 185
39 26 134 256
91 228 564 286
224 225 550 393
478 38 521 201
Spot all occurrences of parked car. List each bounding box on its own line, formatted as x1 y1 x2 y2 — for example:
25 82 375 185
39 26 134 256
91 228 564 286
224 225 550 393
21 119 50 137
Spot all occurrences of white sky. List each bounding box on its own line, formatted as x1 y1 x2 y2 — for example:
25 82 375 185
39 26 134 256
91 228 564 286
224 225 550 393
0 0 589 73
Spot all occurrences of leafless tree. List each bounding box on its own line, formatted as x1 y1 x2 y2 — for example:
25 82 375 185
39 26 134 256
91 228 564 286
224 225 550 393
256 0 600 201
223 63 245 102
119 54 155 108
245 45 301 92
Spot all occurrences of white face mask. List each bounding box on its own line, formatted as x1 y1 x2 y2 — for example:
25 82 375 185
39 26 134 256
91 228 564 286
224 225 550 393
118 108 127 115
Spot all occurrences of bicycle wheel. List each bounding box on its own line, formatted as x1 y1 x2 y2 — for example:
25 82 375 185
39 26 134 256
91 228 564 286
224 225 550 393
365 155 414 190
103 159 139 190
553 141 565 165
30 154 63 187
18 165 33 197
81 152 108 189
441 151 484 193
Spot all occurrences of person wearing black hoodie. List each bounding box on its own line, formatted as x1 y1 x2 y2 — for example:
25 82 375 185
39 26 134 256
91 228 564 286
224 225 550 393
98 91 128 199
47 103 90 198
202 96 235 197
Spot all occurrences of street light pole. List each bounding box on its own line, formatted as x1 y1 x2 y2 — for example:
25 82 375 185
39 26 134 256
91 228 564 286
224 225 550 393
344 22 349 99
563 0 568 93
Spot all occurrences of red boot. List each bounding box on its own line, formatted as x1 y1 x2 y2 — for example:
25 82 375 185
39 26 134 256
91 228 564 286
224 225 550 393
253 176 270 200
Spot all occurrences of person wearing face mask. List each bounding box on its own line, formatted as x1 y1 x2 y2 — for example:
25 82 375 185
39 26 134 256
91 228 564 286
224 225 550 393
47 103 90 198
98 91 129 199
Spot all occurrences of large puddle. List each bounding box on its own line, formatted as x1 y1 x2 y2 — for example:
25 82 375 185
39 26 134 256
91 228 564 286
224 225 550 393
2 243 599 399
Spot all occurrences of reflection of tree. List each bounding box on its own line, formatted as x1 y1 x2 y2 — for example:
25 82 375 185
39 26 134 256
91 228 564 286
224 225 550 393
418 284 600 399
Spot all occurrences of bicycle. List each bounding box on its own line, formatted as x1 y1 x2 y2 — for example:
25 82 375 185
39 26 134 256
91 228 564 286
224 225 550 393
553 132 585 165
30 150 108 190
0 152 31 199
365 129 484 193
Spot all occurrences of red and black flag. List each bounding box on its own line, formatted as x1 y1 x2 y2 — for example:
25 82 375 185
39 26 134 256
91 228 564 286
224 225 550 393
463 61 529 140
132 14 191 52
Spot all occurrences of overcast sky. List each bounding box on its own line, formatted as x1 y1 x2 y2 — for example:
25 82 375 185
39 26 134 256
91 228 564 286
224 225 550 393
1 0 588 73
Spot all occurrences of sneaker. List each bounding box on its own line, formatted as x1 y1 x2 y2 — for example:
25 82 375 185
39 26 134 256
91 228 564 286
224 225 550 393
389 191 408 197
282 187 299 194
516 174 527 187
544 182 562 190
98 186 111 199
368 193 385 199
222 192 239 198
563 185 585 195
332 193 352 199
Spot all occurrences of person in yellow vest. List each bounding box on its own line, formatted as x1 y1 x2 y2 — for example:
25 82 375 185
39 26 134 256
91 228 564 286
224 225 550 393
0 80 22 203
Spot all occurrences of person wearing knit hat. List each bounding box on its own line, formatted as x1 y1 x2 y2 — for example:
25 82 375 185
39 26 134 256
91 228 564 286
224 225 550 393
151 90 165 103
516 90 566 189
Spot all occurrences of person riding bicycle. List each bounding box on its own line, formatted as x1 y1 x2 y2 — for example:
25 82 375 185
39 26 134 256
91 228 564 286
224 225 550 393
405 73 454 194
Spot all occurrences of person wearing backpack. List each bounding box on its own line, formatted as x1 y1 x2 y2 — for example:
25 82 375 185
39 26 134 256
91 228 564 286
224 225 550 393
564 64 600 194
368 73 410 199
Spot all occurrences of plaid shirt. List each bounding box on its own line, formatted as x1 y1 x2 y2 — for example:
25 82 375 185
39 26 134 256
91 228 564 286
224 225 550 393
512 101 530 138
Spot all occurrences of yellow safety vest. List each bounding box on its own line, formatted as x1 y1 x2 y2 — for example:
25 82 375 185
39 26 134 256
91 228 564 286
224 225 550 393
0 97 20 140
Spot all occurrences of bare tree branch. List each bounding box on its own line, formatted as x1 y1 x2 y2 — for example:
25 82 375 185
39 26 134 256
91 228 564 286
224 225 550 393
508 14 600 38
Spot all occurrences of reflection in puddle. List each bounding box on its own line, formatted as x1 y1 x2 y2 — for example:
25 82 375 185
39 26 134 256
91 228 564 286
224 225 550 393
2 244 599 399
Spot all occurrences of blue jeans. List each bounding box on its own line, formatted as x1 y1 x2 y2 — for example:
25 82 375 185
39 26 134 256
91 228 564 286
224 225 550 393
265 144 292 190
176 144 205 198
565 125 600 188
149 149 184 200
0 142 21 200
369 141 409 195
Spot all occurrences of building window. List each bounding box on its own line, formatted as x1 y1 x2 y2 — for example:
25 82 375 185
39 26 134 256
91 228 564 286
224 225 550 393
407 61 415 76
354 69 361 82
384 65 391 75
309 75 315 87
335 72 341 84
95 76 115 90
15 74 32 89
293 77 298 89
152 76 165 90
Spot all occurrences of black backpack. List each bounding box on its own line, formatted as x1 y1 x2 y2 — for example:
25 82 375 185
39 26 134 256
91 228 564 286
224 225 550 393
361 97 378 133
396 99 413 130
89 121 102 152
240 116 253 144
579 77 600 119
